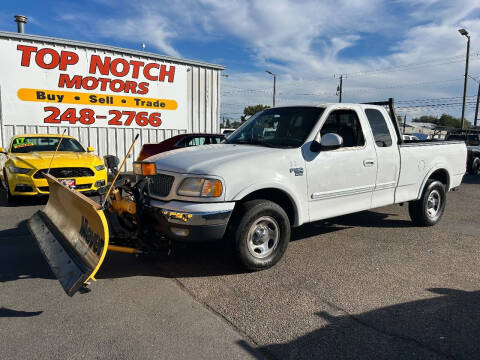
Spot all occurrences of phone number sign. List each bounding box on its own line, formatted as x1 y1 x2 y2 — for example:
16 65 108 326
0 40 188 129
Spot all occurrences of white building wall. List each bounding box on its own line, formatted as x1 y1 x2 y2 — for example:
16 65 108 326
0 32 223 170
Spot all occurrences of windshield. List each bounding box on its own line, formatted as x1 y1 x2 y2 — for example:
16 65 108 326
226 107 324 148
10 137 86 153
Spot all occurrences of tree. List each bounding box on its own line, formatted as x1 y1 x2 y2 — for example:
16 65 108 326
241 104 270 122
412 113 471 129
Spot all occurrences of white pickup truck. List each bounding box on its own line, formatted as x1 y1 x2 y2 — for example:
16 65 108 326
135 100 467 270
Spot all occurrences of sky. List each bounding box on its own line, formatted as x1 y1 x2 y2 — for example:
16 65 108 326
1 0 480 122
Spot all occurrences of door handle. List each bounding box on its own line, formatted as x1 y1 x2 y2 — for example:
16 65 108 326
363 159 375 167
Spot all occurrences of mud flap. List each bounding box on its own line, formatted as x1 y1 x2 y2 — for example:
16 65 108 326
27 174 109 296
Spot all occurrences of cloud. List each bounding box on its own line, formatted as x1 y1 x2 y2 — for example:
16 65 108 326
54 0 480 119
99 14 180 57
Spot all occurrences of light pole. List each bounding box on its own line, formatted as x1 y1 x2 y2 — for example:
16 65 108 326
265 70 276 107
459 28 470 129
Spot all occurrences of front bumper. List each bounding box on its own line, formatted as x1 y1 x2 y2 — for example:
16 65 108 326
143 199 236 242
7 170 107 196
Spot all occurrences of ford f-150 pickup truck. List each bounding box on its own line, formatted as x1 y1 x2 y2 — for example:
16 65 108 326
134 100 467 270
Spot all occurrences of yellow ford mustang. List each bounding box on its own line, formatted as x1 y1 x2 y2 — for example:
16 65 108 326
0 134 107 203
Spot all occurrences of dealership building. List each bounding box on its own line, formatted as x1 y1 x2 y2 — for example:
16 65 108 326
0 29 225 169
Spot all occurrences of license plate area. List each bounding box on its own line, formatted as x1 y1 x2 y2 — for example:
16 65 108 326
60 179 76 189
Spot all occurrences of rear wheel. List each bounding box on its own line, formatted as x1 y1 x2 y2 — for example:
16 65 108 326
408 180 446 226
231 200 290 271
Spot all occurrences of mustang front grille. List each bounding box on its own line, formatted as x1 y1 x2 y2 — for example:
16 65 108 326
34 167 95 179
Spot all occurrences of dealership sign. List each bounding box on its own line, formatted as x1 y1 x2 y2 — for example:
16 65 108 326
0 41 188 129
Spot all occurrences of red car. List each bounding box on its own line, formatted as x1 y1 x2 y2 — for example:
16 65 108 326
137 133 225 161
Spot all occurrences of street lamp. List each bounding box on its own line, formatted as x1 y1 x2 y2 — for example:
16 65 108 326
265 70 276 107
459 28 470 129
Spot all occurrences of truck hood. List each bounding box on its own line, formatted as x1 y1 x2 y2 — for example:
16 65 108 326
10 152 102 169
148 144 284 175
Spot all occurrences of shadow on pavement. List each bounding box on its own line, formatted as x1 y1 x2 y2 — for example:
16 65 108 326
239 288 480 360
0 188 48 207
0 221 55 283
0 307 43 318
462 174 480 185
92 210 412 280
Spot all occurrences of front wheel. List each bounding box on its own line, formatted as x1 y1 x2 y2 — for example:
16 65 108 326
408 180 446 226
232 200 290 271
3 172 16 204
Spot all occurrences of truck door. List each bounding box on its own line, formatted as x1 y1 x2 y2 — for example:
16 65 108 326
363 107 400 208
305 108 377 221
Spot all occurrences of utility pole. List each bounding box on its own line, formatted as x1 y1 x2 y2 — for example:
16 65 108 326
403 115 407 133
459 28 470 129
468 75 480 128
336 75 343 103
475 81 480 127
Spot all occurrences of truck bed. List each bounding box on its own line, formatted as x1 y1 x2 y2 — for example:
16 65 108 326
395 140 466 203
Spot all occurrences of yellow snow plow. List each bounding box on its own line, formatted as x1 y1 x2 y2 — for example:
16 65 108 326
28 174 110 296
27 135 167 296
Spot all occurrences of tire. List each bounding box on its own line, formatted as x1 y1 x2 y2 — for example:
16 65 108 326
4 173 17 204
408 180 446 226
231 199 290 271
468 157 480 175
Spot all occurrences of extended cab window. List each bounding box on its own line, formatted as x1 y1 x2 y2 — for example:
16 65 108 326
320 110 365 147
364 109 393 147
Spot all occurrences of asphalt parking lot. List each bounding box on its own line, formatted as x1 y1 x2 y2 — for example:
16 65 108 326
1 175 479 360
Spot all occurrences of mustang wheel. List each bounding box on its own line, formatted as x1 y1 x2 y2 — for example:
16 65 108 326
4 173 17 204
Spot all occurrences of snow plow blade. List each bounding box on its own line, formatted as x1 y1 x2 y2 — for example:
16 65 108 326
27 174 109 296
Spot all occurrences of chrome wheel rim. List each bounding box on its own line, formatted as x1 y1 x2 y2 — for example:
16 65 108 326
426 189 441 218
247 216 280 259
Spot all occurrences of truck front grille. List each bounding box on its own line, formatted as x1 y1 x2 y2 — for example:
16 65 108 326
34 167 95 179
149 174 175 197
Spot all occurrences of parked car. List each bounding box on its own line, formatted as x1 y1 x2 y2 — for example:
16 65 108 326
402 135 419 141
133 102 466 270
0 134 107 202
445 130 480 175
137 133 225 161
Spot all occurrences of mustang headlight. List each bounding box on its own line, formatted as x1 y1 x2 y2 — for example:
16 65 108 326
177 178 223 197
94 164 106 171
8 165 31 174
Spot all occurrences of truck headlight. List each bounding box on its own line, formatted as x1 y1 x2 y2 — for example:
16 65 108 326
94 164 106 171
177 178 223 197
8 165 31 174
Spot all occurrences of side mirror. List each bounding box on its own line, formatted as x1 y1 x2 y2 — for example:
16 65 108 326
87 146 95 152
321 133 343 150
0 147 6 154
310 133 343 152
104 155 119 172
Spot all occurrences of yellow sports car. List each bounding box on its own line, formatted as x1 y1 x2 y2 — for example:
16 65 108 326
0 134 107 203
